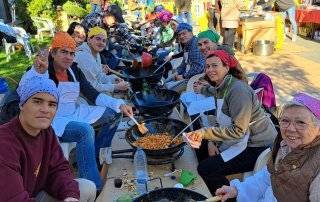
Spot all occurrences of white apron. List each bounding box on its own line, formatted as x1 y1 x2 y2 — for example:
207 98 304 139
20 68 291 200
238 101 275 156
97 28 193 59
180 92 216 116
52 68 105 137
216 99 250 162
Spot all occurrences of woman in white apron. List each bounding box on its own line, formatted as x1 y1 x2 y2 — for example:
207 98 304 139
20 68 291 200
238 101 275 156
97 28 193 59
180 29 238 118
19 32 133 191
184 50 277 195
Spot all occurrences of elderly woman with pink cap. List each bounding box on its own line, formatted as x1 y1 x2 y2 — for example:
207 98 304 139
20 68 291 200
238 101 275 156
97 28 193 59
184 49 277 195
214 93 320 202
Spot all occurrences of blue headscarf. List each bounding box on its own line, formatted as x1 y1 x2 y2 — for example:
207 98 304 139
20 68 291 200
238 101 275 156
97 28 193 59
17 76 59 106
154 5 164 13
177 23 193 33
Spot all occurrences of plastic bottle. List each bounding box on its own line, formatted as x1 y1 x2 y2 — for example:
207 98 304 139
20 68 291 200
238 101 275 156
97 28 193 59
134 148 149 195
0 78 9 103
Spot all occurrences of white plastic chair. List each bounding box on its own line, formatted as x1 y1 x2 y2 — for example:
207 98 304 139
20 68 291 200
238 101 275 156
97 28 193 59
242 147 272 179
60 142 77 161
31 17 55 41
179 73 205 118
2 38 15 62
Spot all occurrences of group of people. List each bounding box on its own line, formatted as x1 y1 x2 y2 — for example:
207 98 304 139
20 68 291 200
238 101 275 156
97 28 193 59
0 2 319 202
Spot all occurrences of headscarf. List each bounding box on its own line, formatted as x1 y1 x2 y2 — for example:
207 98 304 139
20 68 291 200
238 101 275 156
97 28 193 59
177 22 192 33
293 93 320 119
88 26 107 38
154 5 164 13
206 50 238 69
158 10 173 23
51 32 76 52
198 30 220 43
17 76 59 106
145 12 158 22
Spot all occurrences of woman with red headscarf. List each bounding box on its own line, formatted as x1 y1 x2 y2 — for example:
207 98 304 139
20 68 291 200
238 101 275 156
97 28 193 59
184 50 277 195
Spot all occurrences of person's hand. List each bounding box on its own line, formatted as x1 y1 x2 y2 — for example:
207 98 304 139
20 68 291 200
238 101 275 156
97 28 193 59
115 81 129 91
184 130 203 148
208 141 220 156
164 52 174 62
120 104 134 117
102 64 110 74
193 81 203 93
115 77 124 83
175 74 184 81
34 48 49 74
215 185 238 202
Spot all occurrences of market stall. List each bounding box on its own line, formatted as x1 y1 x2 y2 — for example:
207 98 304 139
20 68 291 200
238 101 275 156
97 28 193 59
238 14 277 53
237 12 278 53
296 8 320 39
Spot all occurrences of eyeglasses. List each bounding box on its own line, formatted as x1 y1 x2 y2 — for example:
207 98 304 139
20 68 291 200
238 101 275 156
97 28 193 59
279 118 310 130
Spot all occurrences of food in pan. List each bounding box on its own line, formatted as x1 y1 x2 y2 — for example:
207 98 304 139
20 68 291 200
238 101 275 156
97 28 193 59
132 132 183 150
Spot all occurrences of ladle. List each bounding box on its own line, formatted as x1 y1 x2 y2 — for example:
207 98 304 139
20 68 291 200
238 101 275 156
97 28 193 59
152 59 169 74
169 114 201 146
108 68 135 79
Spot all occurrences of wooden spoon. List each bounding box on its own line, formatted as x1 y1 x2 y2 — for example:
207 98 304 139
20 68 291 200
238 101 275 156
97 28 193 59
129 116 149 135
197 196 222 202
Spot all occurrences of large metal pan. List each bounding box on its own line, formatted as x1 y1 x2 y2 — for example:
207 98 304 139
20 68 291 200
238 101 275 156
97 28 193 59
125 117 188 156
119 65 165 92
133 188 207 202
131 88 180 117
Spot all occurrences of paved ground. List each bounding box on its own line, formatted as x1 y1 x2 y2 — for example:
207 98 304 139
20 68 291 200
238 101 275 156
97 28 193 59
236 36 320 105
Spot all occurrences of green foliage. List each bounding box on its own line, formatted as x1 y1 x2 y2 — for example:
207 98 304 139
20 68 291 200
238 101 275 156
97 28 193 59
85 3 92 14
27 0 55 18
15 0 36 33
0 37 52 89
62 1 89 18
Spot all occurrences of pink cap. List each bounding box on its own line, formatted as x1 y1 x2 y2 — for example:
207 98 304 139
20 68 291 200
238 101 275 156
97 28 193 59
293 92 320 119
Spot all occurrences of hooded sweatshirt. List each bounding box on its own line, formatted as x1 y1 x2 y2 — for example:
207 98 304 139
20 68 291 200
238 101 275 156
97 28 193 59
75 42 119 93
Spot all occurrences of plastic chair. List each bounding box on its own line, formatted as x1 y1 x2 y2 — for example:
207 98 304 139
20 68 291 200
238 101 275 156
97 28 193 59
2 38 15 62
31 17 55 41
186 73 205 92
179 73 205 118
60 142 77 161
242 147 272 179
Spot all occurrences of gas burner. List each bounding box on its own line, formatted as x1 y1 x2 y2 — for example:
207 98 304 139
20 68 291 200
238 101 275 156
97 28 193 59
146 148 184 165
112 148 184 167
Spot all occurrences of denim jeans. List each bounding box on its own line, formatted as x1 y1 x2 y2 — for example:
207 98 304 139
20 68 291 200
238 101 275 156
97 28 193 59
282 6 298 35
61 121 102 190
36 178 96 202
92 107 122 159
60 108 121 190
223 28 236 48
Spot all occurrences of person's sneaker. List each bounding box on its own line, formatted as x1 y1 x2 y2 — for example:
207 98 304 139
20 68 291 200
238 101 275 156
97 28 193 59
292 34 297 42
